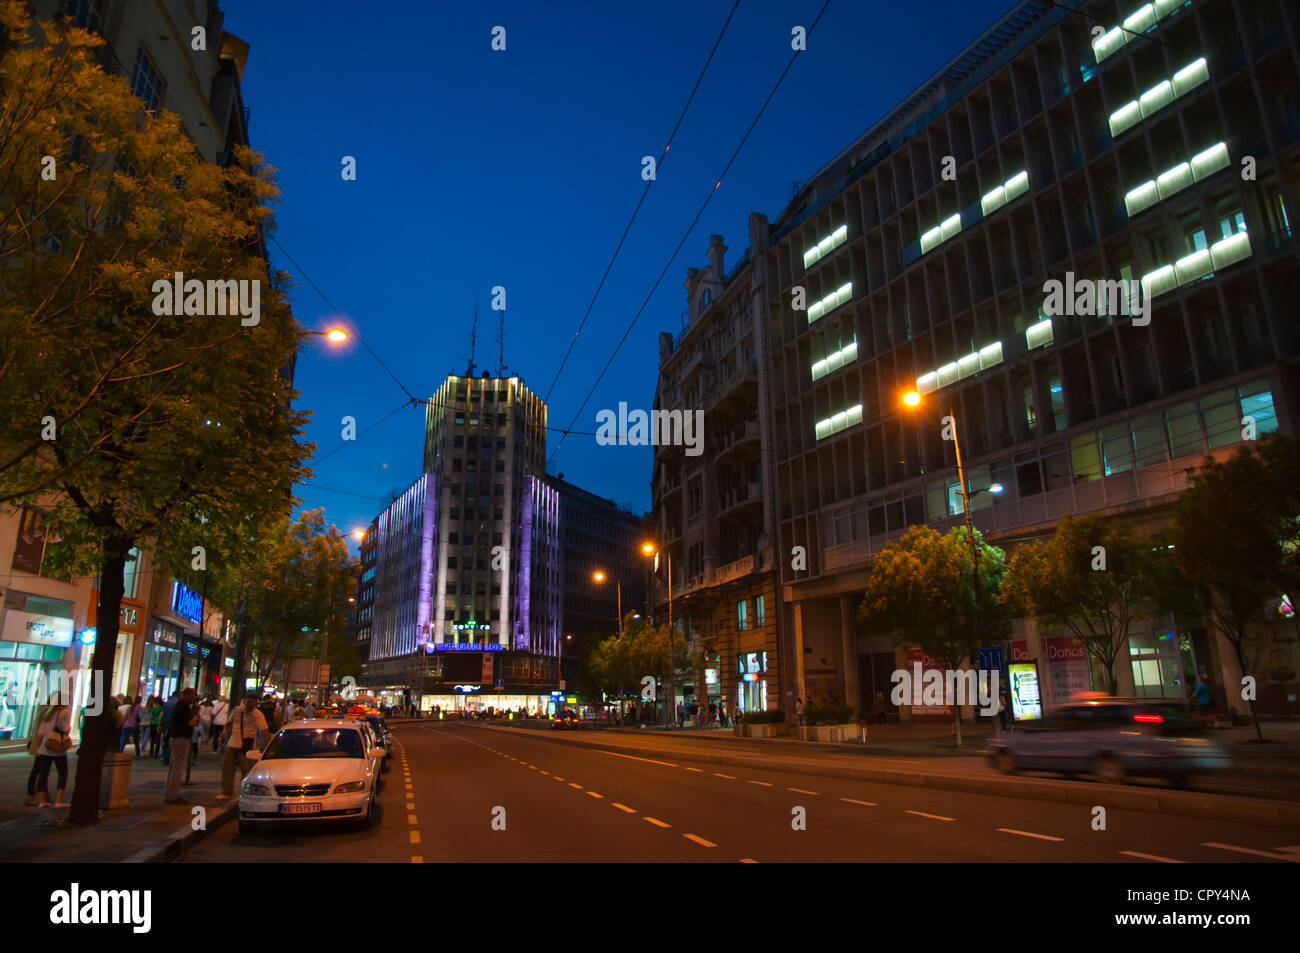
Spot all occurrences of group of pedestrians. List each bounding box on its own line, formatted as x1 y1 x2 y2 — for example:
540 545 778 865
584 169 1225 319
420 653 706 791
675 699 732 729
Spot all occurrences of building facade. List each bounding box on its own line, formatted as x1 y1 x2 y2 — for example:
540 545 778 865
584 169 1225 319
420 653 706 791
651 234 784 716
360 372 563 712
655 0 1300 719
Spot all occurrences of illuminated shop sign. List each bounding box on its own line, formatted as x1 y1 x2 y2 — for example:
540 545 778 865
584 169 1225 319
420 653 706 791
430 643 503 652
171 581 202 623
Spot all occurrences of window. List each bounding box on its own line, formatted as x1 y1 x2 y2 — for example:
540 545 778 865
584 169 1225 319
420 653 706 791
130 47 164 112
1239 382 1277 436
1132 414 1167 468
755 595 766 627
1165 401 1202 458
1201 390 1239 450
1100 423 1134 475
737 600 748 631
67 0 103 30
1070 433 1101 482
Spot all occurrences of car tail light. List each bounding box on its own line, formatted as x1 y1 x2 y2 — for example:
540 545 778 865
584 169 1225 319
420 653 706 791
1133 713 1163 724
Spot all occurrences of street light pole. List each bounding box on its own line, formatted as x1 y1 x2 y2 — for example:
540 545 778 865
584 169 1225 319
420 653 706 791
948 405 984 617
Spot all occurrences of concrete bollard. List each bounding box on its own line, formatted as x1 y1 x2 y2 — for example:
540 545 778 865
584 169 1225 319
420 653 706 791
100 751 133 810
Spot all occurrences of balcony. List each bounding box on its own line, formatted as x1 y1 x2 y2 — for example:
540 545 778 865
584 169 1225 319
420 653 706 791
655 470 683 503
708 553 757 586
706 359 759 412
719 481 762 518
715 419 760 463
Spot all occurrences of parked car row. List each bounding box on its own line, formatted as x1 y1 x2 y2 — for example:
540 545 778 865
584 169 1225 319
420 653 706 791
237 709 395 835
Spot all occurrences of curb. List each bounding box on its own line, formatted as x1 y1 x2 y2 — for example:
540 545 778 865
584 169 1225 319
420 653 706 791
472 723 1300 830
121 800 240 863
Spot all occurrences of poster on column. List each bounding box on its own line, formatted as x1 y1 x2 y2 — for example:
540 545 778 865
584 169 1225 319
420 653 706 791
904 648 952 716
1043 635 1090 704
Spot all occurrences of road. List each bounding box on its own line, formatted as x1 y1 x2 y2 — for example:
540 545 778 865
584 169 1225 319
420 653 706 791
176 722 1300 862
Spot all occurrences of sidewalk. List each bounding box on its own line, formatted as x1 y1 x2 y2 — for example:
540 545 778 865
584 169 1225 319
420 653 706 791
600 719 1300 774
0 737 239 863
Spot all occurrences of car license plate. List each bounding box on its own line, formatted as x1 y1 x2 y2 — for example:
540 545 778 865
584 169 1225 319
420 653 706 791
279 802 322 815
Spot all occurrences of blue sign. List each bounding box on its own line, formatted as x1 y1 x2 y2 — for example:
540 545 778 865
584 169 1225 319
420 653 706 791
976 645 1007 675
430 642 502 652
80 627 97 645
171 581 202 623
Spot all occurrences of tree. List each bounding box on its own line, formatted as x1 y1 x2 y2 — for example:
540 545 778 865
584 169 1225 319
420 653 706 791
858 525 1006 745
1001 513 1172 697
0 6 311 824
1170 435 1300 741
622 614 692 726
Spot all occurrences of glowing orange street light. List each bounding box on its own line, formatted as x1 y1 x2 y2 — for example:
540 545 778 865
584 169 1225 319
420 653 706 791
641 542 656 555
325 327 349 343
351 528 365 541
903 390 921 407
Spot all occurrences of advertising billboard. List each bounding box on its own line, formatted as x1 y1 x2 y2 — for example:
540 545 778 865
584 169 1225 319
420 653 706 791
1008 660 1043 721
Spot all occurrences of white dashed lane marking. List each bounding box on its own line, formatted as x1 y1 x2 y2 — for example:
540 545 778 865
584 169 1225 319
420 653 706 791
1120 850 1185 863
996 828 1064 842
905 810 955 822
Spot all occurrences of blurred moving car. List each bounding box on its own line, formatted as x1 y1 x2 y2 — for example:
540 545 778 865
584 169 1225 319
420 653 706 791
550 709 580 730
238 720 385 834
985 696 1230 785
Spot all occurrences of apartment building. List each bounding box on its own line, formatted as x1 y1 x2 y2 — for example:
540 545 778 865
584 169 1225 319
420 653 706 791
651 234 784 715
655 0 1299 719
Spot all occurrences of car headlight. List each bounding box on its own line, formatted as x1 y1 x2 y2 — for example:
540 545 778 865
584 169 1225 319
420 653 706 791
333 780 367 794
242 782 272 796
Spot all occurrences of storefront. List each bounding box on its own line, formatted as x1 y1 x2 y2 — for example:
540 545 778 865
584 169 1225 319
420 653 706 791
737 651 769 713
141 619 184 700
78 596 144 703
0 591 75 741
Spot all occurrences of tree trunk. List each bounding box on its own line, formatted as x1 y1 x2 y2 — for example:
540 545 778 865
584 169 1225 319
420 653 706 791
1231 637 1264 742
228 584 250 703
952 705 963 747
68 533 131 825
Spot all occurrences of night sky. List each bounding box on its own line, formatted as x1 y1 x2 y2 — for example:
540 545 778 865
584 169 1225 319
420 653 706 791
222 0 1018 547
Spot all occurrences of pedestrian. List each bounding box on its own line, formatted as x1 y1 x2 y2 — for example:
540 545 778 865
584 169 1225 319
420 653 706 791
1193 677 1212 713
25 693 73 808
104 694 124 752
676 701 684 728
210 695 229 752
258 694 279 736
304 699 315 720
795 697 804 727
165 687 199 803
197 696 214 752
998 685 1012 733
688 700 698 728
139 696 154 755
148 695 164 755
119 695 145 756
216 693 269 800
160 690 180 764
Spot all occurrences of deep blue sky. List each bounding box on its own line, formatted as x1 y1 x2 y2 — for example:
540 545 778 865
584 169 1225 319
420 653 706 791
223 0 1018 546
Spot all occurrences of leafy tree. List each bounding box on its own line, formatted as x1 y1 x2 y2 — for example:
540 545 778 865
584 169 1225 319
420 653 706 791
0 6 311 824
622 614 692 726
1001 513 1172 697
1171 435 1300 741
858 525 1006 745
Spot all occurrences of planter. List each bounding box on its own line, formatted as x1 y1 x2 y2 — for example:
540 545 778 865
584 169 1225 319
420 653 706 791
798 723 861 743
745 723 789 738
100 751 132 810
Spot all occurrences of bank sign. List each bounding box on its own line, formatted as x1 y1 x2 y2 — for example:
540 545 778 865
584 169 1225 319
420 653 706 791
171 581 202 623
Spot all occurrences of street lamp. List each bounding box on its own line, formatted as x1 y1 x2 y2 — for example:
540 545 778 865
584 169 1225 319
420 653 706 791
901 391 1004 640
592 570 623 638
641 542 674 728
305 327 350 344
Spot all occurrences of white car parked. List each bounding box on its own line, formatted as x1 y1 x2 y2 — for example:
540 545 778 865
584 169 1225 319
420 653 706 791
238 719 385 834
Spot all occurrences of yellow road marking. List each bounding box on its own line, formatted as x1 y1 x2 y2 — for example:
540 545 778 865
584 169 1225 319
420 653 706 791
643 817 671 829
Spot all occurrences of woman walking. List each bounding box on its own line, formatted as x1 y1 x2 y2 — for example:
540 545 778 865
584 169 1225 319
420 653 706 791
119 695 145 755
148 696 164 756
25 694 73 808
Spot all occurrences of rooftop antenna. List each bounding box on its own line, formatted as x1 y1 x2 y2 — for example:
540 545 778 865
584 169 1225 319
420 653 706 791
466 302 478 378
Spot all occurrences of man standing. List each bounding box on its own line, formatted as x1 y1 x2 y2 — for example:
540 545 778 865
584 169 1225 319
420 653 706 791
216 693 269 800
160 689 180 765
210 695 229 752
795 697 804 727
165 688 199 803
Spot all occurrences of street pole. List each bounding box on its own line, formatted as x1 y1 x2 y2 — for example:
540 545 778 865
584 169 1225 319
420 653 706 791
617 577 623 639
949 406 981 747
666 552 673 730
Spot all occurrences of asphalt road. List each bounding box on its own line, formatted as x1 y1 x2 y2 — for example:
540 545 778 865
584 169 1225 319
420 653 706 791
176 722 1300 863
